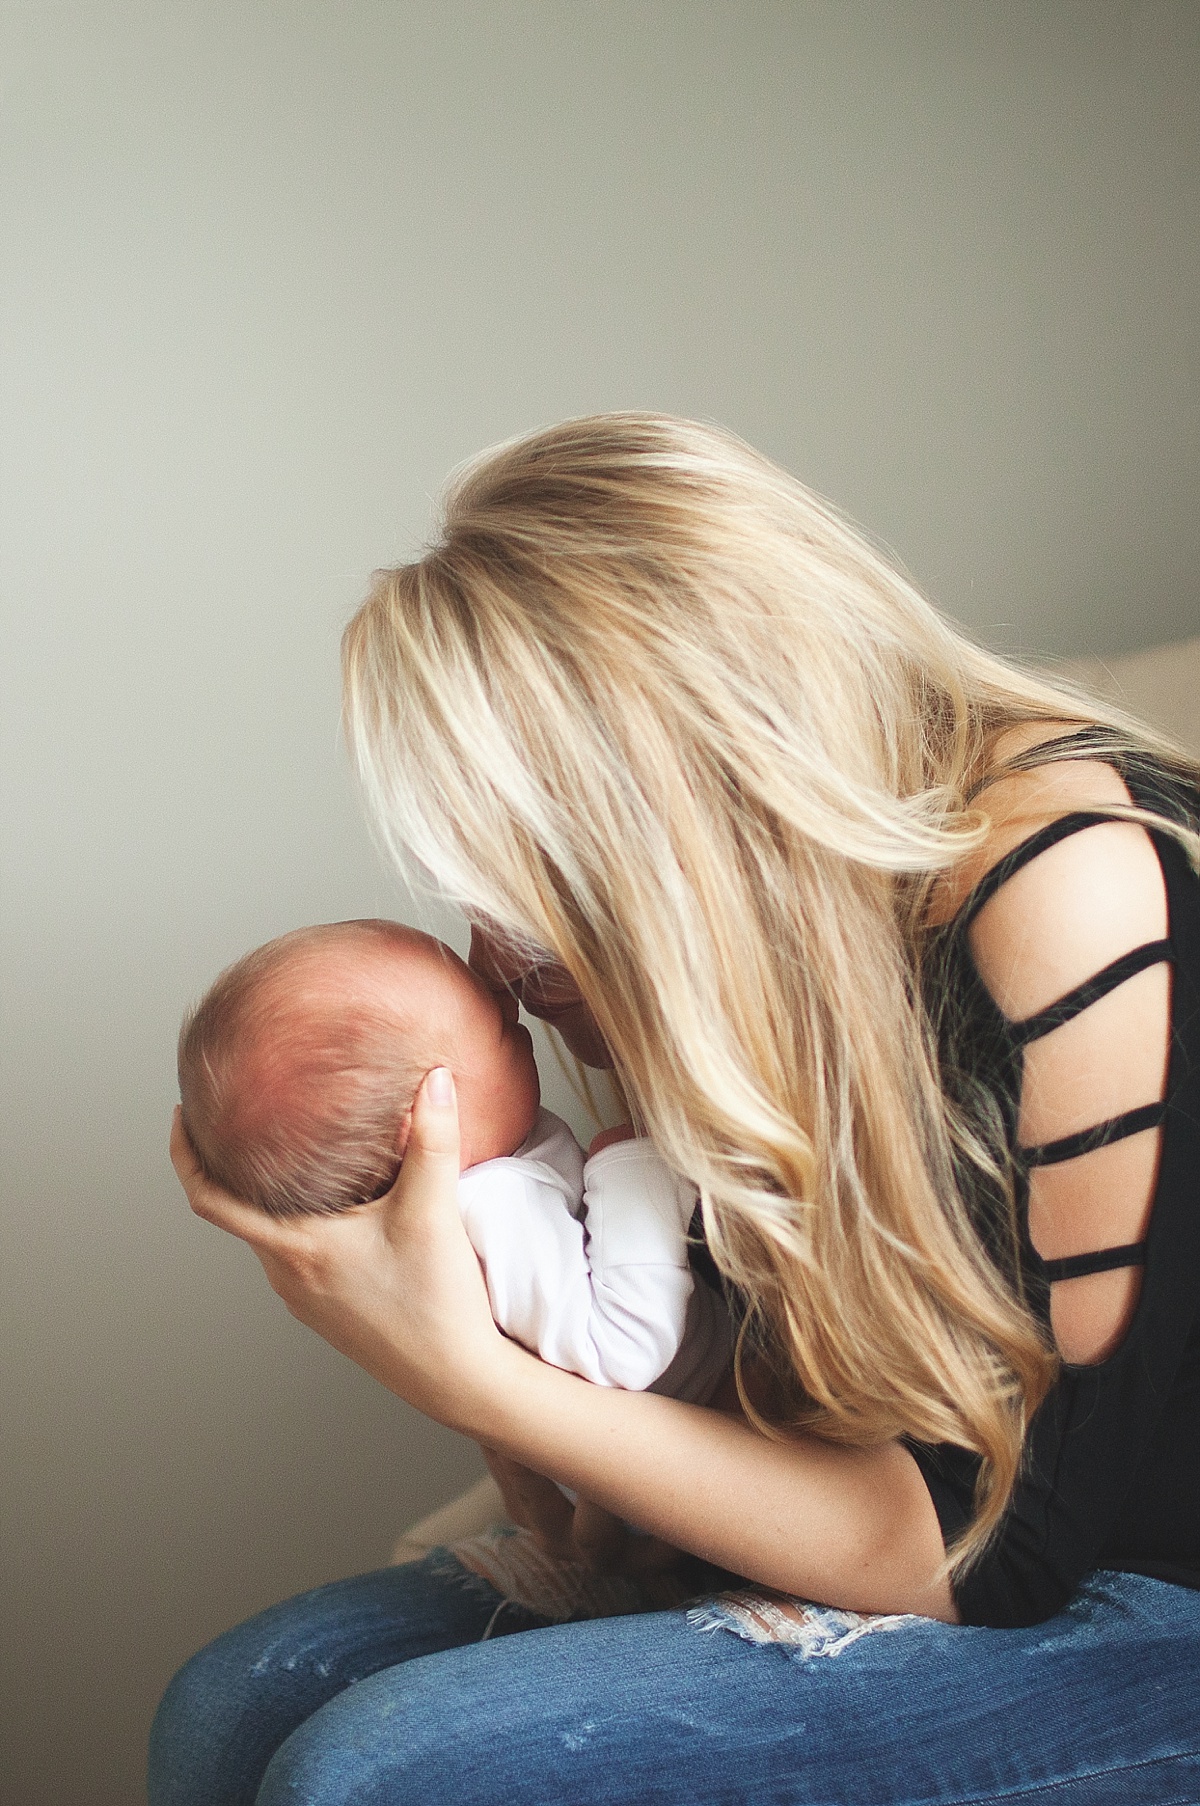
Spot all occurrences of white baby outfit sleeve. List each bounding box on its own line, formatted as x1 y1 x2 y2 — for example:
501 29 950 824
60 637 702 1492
457 1109 731 1400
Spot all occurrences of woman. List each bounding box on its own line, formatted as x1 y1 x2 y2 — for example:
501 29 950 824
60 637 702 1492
151 415 1200 1803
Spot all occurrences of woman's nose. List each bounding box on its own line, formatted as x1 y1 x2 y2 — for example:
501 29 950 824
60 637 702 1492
467 922 611 1066
468 923 573 1010
468 922 538 995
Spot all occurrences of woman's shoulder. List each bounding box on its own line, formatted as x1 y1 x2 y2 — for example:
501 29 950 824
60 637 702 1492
928 719 1171 1043
927 722 1151 935
930 725 1179 1367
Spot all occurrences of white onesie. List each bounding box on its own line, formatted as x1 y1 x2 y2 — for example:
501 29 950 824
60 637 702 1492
456 1109 733 1405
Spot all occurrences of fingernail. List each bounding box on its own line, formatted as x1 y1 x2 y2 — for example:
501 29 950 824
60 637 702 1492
427 1066 454 1106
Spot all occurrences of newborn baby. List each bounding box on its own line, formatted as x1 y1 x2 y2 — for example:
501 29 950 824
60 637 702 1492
178 920 732 1403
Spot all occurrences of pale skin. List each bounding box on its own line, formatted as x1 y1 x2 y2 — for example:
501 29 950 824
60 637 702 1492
171 732 1167 1621
170 1083 950 1617
245 925 546 1172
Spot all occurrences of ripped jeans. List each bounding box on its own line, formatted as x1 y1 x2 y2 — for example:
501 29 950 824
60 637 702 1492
148 1540 1200 1805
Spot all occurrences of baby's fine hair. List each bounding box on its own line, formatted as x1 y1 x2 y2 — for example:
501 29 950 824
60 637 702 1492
178 921 424 1217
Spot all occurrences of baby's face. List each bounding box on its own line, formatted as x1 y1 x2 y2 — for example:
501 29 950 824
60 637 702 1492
346 925 541 1169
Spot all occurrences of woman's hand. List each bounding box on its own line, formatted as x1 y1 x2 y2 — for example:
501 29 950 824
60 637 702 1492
468 924 613 1070
172 1091 953 1614
169 1069 512 1430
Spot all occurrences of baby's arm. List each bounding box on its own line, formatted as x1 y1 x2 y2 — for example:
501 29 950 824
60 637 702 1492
457 1139 699 1390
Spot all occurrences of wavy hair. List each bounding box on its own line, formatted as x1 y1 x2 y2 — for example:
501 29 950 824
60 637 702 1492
341 412 1198 1571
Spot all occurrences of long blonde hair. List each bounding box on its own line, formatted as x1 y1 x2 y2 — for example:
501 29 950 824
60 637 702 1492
342 413 1199 1571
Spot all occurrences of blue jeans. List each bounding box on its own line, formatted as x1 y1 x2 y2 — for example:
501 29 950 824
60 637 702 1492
149 1554 1200 1805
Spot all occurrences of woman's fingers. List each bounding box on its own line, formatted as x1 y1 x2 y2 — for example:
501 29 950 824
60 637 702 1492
169 1107 296 1250
169 1071 505 1425
379 1067 461 1231
169 1105 203 1190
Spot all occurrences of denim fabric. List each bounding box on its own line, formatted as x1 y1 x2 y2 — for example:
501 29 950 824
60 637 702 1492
149 1556 1200 1805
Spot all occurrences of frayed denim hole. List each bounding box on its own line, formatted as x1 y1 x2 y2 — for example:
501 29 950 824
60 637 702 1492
688 1591 917 1660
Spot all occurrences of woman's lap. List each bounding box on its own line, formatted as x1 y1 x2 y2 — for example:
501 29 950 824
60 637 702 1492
150 1556 1200 1806
147 1553 552 1806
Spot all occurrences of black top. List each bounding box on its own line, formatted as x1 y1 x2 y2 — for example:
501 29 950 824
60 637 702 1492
910 737 1200 1627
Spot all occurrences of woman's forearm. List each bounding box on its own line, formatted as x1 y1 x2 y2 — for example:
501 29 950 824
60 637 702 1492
428 1341 954 1620
170 1086 954 1622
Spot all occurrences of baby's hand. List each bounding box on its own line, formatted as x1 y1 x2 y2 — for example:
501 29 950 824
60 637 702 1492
586 1123 637 1159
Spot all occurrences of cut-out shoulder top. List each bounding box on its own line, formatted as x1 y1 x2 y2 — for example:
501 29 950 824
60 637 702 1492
909 734 1200 1628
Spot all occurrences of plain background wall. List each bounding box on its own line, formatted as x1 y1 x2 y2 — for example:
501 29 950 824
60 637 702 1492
2 3 1198 1799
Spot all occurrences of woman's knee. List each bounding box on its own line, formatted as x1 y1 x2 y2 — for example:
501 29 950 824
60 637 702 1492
254 1650 502 1806
147 1632 264 1806
147 1557 541 1805
255 1624 626 1806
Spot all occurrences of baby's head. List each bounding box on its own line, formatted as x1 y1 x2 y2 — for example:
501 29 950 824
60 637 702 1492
178 920 540 1217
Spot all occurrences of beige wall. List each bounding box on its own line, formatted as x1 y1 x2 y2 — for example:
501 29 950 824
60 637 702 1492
3 4 1198 1800
1061 635 1200 755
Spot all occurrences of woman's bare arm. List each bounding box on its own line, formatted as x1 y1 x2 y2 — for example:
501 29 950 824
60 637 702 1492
171 1075 953 1622
458 1340 953 1618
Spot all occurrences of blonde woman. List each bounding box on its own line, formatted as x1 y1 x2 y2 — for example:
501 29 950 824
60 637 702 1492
151 416 1200 1805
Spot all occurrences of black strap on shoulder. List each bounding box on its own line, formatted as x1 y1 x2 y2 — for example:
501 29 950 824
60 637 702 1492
1011 940 1174 1046
997 725 1126 775
957 811 1121 931
1020 1101 1168 1168
1039 1241 1148 1283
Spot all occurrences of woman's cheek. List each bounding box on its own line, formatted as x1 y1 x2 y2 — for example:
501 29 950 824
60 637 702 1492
548 1003 613 1070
